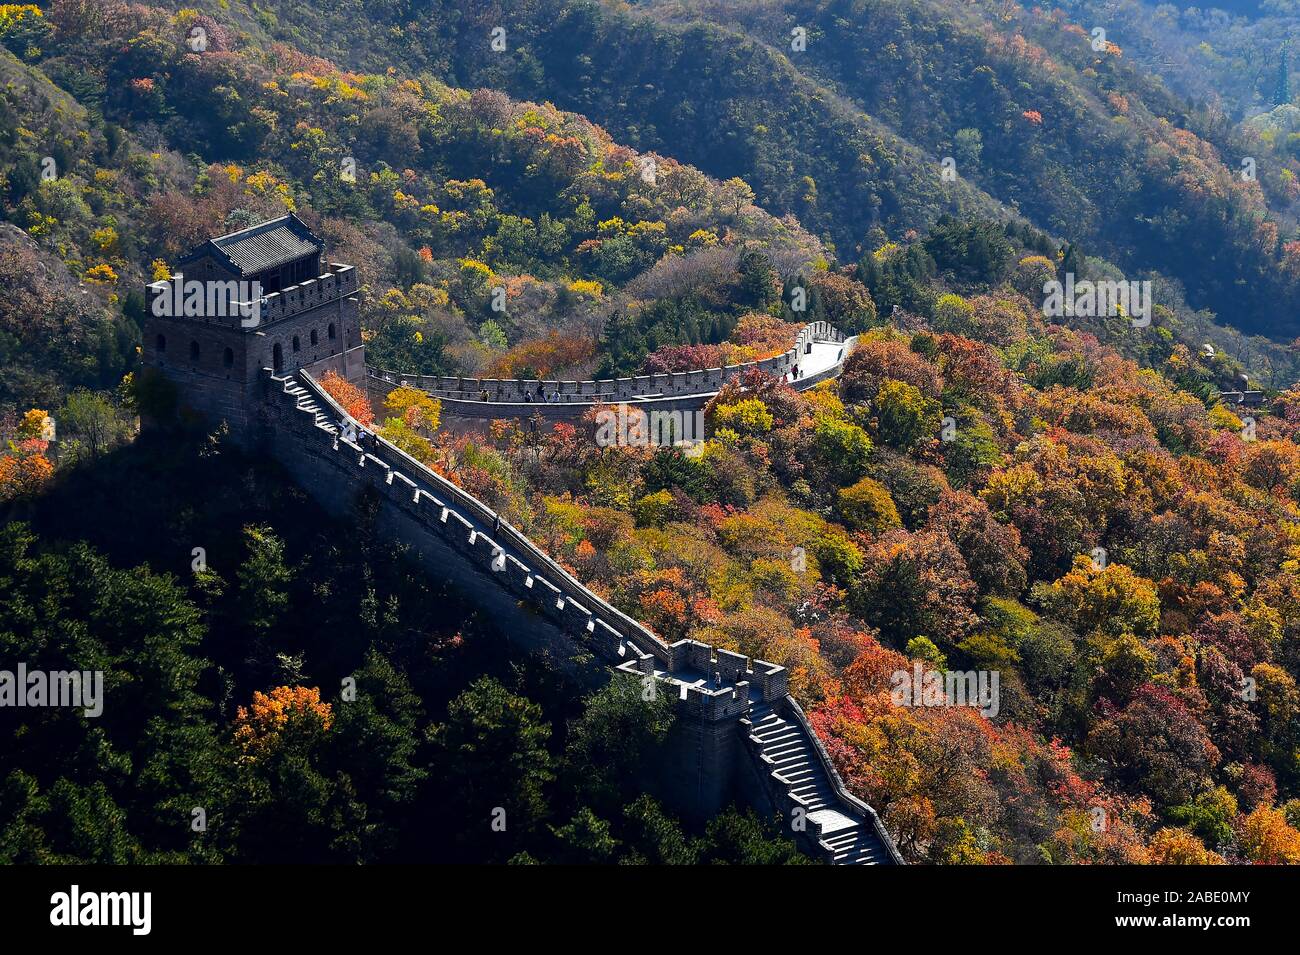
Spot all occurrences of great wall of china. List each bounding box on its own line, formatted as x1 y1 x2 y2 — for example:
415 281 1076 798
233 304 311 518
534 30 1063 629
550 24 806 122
143 216 903 864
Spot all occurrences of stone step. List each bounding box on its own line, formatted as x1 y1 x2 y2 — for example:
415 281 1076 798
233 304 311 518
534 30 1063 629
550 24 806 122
785 780 824 799
769 752 810 769
762 732 805 748
794 795 834 812
772 755 809 770
841 847 886 865
775 765 813 781
771 744 809 759
790 784 832 800
781 769 820 785
767 746 809 764
787 791 825 807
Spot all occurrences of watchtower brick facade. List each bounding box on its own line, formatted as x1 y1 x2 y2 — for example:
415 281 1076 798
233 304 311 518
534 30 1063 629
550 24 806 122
143 213 364 442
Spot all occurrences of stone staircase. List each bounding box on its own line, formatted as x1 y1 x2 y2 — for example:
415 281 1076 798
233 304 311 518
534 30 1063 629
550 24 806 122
745 701 896 865
282 377 334 431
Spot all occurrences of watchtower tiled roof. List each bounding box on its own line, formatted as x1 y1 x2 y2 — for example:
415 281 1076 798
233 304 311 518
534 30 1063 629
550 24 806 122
180 213 323 276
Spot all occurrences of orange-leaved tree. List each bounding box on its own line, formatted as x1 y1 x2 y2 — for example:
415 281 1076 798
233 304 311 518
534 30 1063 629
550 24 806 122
485 331 595 379
1 408 55 501
319 370 374 426
233 686 333 761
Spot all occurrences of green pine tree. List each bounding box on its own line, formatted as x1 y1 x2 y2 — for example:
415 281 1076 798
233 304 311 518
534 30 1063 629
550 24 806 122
1276 44 1292 106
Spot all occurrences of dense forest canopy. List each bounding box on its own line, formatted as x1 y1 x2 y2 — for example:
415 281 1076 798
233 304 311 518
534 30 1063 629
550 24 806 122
106 0 1300 341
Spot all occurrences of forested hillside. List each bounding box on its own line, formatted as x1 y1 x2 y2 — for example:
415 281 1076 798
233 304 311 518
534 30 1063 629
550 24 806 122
328 216 1300 863
0 0 825 420
150 0 1300 341
649 0 1298 334
0 430 808 863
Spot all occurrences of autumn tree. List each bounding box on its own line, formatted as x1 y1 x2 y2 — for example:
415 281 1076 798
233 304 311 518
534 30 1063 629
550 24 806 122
319 370 375 426
872 379 942 451
1086 685 1219 807
1033 556 1160 641
384 385 442 433
1147 828 1223 865
850 529 979 647
1239 806 1300 864
837 476 902 535
233 686 334 762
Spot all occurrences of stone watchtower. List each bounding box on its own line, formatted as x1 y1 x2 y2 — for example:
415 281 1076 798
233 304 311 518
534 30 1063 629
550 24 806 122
142 213 363 443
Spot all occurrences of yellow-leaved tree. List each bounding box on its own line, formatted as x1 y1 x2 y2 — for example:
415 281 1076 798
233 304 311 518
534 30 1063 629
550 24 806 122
384 385 441 433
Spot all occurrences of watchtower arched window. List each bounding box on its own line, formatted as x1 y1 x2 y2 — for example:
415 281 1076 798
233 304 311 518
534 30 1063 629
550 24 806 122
223 347 234 369
273 343 283 372
190 340 200 362
292 335 300 353
310 329 318 347
328 323 336 340
155 334 166 353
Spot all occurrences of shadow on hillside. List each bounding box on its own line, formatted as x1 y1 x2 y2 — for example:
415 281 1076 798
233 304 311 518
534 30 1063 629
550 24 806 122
0 427 546 722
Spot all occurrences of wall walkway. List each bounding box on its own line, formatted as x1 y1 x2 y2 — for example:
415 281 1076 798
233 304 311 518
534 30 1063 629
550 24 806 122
367 320 856 426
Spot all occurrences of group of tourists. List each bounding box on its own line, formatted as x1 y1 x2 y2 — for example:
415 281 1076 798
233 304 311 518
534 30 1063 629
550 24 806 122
522 385 562 403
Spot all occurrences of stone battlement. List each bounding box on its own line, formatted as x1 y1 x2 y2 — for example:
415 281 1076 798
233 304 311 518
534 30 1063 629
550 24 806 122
369 319 847 405
146 263 358 330
273 369 792 686
258 264 358 323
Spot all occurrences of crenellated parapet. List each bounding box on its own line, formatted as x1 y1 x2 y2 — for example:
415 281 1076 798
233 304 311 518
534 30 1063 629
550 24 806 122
257 264 359 323
367 319 853 413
